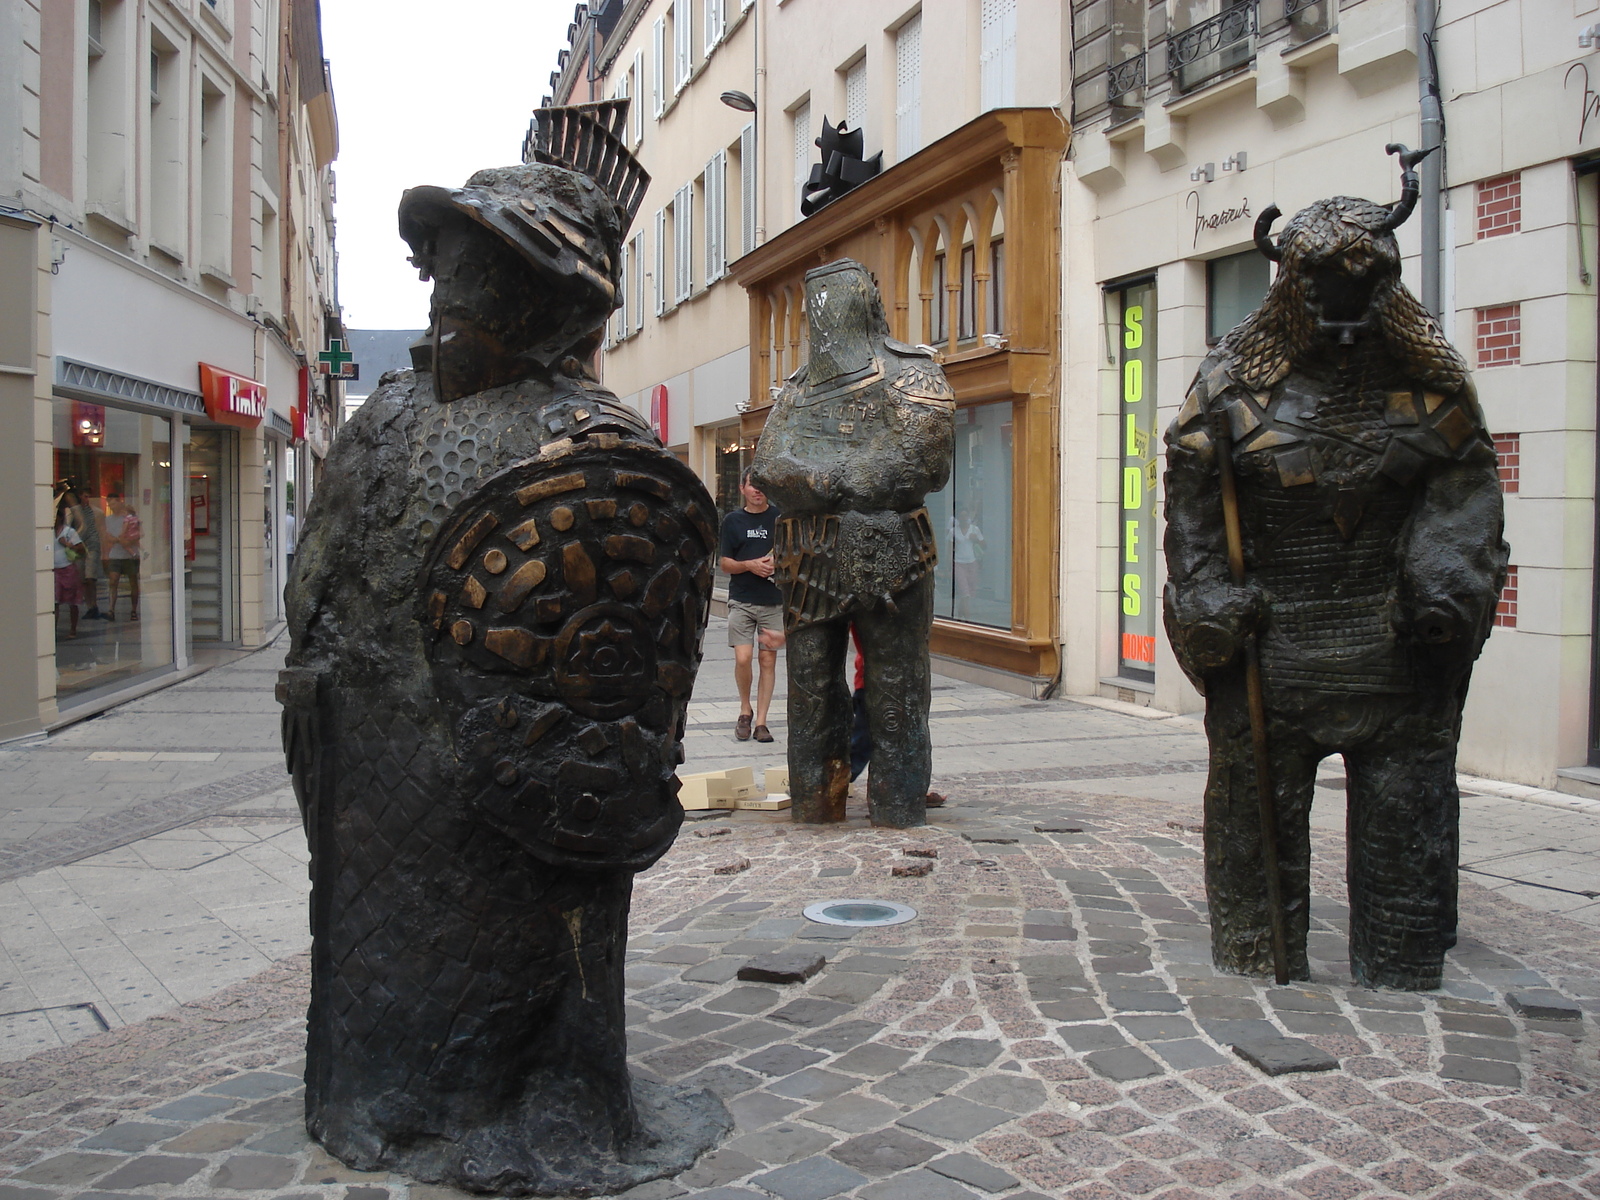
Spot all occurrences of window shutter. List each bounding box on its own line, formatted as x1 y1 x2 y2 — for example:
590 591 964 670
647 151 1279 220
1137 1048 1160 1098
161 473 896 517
895 13 921 161
653 207 666 314
632 50 645 143
651 19 665 117
705 151 726 283
614 239 629 341
674 2 692 93
980 0 1017 111
674 184 693 302
705 0 724 54
793 101 811 221
631 232 646 331
740 122 756 256
845 59 867 132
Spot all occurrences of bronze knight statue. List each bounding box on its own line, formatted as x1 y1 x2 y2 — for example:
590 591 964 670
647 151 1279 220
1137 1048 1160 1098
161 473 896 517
277 101 728 1194
752 259 954 827
1163 146 1508 991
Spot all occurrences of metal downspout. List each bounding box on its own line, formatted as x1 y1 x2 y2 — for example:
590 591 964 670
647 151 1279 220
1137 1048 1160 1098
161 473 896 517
1417 0 1444 318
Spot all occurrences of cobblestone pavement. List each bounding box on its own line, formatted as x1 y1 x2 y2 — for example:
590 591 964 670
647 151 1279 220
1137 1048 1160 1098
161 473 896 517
0 624 1596 1200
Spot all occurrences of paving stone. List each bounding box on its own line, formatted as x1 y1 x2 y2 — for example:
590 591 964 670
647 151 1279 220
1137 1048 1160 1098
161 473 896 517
1356 1010 1427 1036
800 1019 885 1051
145 1095 243 1121
1117 1014 1199 1041
728 1121 839 1166
1231 1035 1339 1076
803 1092 903 1132
1439 1012 1517 1037
706 986 783 1015
79 1122 182 1152
1279 1011 1359 1037
955 1074 1048 1112
1200 1017 1284 1045
14 1154 122 1186
749 1154 868 1200
161 1121 257 1152
0 1186 53 1200
301 1146 392 1185
768 1067 858 1101
677 1147 766 1188
1442 1035 1520 1062
1106 989 1185 1012
1085 1046 1164 1081
613 1181 685 1200
203 1071 301 1099
1439 1055 1521 1086
683 957 748 983
924 1038 1003 1067
1149 1038 1230 1069
830 1127 942 1174
770 998 853 1026
245 1123 311 1153
716 1019 793 1048
727 1091 804 1130
831 1042 915 1076
739 1043 828 1076
93 1156 208 1188
817 867 856 877
1059 1023 1130 1052
926 1151 1021 1193
1036 996 1106 1022
896 1096 1015 1139
1508 990 1583 1020
650 944 715 964
797 925 860 941
210 1154 299 1189
809 972 889 1003
1266 988 1341 1013
739 949 828 984
682 1062 765 1099
833 954 910 974
873 1063 971 1105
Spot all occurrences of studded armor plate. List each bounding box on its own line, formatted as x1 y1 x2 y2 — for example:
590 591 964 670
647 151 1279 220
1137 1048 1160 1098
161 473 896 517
420 436 715 871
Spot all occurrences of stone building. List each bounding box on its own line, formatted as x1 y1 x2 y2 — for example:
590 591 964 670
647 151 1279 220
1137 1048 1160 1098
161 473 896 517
553 0 1600 793
0 0 343 738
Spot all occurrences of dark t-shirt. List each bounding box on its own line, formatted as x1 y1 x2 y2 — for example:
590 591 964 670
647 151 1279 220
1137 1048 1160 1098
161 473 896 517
720 505 782 605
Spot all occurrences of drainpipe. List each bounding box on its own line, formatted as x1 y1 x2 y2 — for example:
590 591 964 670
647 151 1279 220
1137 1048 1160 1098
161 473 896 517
1416 0 1444 318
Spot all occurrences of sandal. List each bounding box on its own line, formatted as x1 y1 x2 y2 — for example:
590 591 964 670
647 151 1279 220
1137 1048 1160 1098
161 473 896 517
754 724 774 743
735 713 753 741
925 791 947 808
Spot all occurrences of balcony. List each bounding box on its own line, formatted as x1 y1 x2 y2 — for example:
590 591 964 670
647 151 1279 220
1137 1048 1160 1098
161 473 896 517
1166 2 1257 94
1106 53 1147 110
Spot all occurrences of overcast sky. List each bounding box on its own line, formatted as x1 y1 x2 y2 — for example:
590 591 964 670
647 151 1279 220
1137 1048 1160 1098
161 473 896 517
322 1 570 331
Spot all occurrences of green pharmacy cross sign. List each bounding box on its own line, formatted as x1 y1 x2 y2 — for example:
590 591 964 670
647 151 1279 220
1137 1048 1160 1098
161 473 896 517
318 338 359 380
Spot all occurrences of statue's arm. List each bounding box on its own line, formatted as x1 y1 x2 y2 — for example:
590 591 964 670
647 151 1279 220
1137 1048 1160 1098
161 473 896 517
1398 430 1508 669
1161 376 1261 684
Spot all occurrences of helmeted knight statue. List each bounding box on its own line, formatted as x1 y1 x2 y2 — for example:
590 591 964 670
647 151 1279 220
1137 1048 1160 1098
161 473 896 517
276 100 729 1194
1163 146 1508 991
751 259 954 827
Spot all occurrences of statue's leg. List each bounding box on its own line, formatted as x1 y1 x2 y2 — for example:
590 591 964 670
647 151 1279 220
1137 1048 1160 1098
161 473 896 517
858 575 933 828
1201 672 1317 980
786 618 851 823
1344 699 1460 990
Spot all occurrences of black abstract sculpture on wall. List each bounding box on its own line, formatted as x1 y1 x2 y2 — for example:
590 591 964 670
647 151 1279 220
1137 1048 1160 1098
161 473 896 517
752 259 954 827
277 100 728 1195
800 119 884 217
1163 145 1508 991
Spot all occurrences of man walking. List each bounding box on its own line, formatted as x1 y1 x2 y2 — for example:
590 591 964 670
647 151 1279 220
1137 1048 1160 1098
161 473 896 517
720 467 784 741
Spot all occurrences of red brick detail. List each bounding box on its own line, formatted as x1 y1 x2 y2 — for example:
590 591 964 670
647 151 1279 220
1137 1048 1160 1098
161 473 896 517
1492 433 1520 493
1476 172 1521 239
1476 304 1521 367
1495 564 1518 628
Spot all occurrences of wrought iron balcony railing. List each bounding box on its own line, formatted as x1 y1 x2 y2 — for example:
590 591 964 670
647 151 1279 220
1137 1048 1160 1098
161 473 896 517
1166 1 1258 93
1107 53 1147 103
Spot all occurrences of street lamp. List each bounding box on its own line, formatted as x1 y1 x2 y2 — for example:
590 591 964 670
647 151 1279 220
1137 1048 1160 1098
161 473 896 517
720 90 757 112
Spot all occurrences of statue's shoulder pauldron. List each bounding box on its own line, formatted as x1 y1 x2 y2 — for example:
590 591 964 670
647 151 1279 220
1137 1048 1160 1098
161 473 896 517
884 347 956 407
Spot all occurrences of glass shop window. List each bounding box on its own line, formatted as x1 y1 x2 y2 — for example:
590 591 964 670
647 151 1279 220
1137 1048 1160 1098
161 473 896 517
1207 248 1270 343
988 238 1005 335
926 400 1014 630
51 400 176 703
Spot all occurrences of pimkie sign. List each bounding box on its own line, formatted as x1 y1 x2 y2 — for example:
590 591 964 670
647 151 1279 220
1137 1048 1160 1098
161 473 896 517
199 363 267 428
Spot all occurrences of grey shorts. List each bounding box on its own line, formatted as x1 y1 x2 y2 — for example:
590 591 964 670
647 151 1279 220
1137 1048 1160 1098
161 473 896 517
727 601 783 648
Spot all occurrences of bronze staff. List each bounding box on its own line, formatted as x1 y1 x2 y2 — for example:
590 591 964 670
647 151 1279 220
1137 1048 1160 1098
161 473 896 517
1209 410 1290 986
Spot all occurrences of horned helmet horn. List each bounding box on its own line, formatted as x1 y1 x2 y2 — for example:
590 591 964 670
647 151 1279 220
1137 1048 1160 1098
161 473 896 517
1254 205 1283 262
1377 142 1438 233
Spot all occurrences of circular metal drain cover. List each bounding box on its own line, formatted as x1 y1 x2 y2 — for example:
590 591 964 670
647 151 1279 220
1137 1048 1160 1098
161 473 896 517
803 899 917 927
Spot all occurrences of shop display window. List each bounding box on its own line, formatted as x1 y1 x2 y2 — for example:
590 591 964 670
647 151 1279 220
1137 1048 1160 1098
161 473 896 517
928 400 1014 630
51 401 175 702
1207 248 1270 343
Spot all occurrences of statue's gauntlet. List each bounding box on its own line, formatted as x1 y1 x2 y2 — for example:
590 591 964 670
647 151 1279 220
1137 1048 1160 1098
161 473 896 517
1164 577 1262 677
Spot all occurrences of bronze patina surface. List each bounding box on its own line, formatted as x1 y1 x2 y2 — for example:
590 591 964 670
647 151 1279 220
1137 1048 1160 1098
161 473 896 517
1162 147 1508 991
277 100 728 1195
753 259 955 828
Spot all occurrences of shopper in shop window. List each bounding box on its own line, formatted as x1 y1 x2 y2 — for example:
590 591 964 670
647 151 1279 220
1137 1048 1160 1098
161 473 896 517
951 503 985 621
53 502 84 640
104 491 142 620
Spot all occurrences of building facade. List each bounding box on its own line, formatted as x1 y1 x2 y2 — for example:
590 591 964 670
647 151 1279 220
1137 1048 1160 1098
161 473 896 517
550 0 1600 791
0 0 343 740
